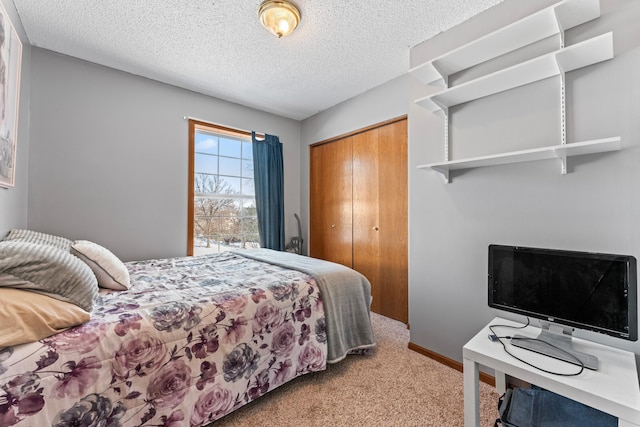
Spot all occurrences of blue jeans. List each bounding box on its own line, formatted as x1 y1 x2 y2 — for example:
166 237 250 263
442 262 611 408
497 386 617 427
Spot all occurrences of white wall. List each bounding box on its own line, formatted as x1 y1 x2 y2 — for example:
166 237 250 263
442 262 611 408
408 0 640 360
0 0 30 237
27 49 301 261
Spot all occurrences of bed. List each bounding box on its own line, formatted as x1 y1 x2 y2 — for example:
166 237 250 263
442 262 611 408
0 232 375 427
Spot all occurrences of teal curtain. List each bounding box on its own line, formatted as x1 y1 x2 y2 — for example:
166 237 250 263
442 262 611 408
252 132 285 251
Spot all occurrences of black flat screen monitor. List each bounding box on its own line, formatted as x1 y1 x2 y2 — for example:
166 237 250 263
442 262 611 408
488 245 638 342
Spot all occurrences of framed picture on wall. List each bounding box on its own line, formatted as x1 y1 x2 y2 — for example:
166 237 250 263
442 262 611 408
0 2 21 188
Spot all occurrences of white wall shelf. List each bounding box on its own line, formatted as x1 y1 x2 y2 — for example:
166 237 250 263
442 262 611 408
414 32 613 113
417 137 621 182
411 0 618 184
409 0 601 85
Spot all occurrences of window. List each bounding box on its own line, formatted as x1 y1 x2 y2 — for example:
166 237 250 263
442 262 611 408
188 120 260 255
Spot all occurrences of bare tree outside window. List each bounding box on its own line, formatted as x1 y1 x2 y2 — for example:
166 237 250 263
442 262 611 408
194 174 236 249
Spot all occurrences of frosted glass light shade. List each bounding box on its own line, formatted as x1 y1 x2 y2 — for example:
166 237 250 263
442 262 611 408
258 0 301 38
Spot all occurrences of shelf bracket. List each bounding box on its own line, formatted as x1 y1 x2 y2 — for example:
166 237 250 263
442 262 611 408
553 6 566 48
431 61 449 87
432 167 450 184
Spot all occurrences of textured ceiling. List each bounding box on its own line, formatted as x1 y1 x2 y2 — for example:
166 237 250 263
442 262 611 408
12 0 502 120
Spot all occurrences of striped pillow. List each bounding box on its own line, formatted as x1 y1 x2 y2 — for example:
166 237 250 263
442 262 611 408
0 241 98 311
2 229 73 251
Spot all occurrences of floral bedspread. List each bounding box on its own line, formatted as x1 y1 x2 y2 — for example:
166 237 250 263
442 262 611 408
0 252 327 426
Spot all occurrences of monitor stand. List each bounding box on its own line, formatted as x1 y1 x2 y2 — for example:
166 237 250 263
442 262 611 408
511 321 599 370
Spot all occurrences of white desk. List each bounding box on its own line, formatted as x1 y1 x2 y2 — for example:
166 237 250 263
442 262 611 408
463 317 640 427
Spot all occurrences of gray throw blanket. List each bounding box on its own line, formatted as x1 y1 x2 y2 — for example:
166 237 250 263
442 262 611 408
235 249 375 363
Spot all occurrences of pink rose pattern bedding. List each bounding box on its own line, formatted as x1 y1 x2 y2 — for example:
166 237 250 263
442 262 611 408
0 252 327 426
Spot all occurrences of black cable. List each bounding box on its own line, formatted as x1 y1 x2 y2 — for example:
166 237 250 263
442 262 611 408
489 318 585 377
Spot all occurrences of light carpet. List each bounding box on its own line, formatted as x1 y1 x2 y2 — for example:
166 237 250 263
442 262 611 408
214 312 499 426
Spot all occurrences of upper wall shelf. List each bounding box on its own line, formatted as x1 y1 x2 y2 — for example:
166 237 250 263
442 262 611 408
411 0 618 183
408 0 601 85
414 32 613 112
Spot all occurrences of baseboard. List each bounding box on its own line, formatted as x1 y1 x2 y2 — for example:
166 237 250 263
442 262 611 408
408 341 496 387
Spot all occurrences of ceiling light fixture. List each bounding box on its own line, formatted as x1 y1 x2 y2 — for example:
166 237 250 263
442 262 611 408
258 0 301 38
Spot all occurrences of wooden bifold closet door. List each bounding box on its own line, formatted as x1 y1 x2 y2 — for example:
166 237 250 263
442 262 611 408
310 118 408 324
309 136 353 268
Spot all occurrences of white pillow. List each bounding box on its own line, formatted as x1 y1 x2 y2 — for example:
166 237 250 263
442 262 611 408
71 240 130 290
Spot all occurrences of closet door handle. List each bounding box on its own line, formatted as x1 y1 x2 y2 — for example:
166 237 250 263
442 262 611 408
331 224 336 228
373 226 379 231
